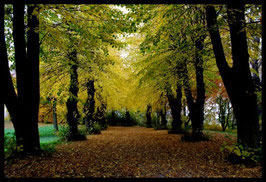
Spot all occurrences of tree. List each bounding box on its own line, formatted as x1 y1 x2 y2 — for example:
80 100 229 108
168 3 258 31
206 4 260 149
159 104 167 129
3 4 41 154
83 79 95 132
146 104 152 128
38 5 128 128
166 81 183 133
66 48 81 139
216 96 232 132
125 109 130 126
0 2 6 178
52 97 58 131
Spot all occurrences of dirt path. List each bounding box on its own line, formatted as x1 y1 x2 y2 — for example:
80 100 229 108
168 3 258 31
5 126 262 178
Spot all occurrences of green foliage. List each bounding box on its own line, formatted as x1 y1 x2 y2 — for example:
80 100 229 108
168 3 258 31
4 133 21 160
40 140 62 153
57 125 72 141
100 122 108 131
183 123 192 133
87 122 102 135
106 110 139 126
221 141 262 164
204 123 223 132
57 125 86 141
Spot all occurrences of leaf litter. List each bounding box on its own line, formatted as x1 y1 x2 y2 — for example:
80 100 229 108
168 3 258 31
4 126 262 178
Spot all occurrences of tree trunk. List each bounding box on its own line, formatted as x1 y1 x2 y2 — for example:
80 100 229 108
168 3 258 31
96 105 106 129
52 99 58 131
146 104 152 128
180 35 206 139
159 106 167 129
12 4 41 153
96 91 107 130
206 5 260 149
12 3 28 149
251 58 261 91
0 3 5 177
24 4 41 153
0 99 3 179
110 110 116 126
166 82 183 133
84 79 95 131
66 49 80 137
125 109 130 126
2 4 22 148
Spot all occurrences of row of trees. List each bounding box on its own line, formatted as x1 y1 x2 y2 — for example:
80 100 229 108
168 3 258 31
1 4 262 160
125 4 262 148
1 4 134 155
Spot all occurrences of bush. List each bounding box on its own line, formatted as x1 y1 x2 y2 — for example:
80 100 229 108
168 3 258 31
100 122 108 130
57 125 86 141
87 122 101 135
204 124 222 131
4 133 21 160
221 141 262 165
40 140 61 153
136 120 146 127
106 110 139 126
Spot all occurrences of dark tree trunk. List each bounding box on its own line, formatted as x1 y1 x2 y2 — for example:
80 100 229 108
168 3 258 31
2 3 22 148
12 4 41 153
52 99 58 131
206 5 260 149
66 49 80 137
95 90 107 129
96 105 107 129
1 2 20 141
166 82 183 133
159 106 167 129
217 96 228 132
231 113 237 130
12 3 27 148
125 109 130 126
83 79 95 131
0 101 3 179
0 3 5 177
24 4 41 153
146 104 152 128
180 35 206 139
183 105 186 117
251 59 261 91
110 110 116 126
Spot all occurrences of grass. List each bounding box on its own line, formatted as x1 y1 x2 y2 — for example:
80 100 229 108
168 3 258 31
4 124 88 155
4 125 61 154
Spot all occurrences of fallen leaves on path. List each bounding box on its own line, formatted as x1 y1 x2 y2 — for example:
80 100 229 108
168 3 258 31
5 126 262 178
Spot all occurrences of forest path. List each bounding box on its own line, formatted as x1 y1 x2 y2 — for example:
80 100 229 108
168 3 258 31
5 126 261 178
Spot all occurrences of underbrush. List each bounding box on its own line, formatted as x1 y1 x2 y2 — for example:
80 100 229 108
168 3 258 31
106 110 141 126
57 125 86 141
4 125 61 160
220 137 262 166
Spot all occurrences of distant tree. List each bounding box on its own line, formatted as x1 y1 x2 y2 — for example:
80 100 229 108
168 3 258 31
83 79 95 132
146 104 152 128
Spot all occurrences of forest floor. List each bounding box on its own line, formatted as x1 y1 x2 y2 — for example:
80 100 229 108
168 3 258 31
4 126 262 178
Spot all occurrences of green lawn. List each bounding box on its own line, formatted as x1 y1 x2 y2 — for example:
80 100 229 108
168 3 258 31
204 129 237 137
4 125 61 155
